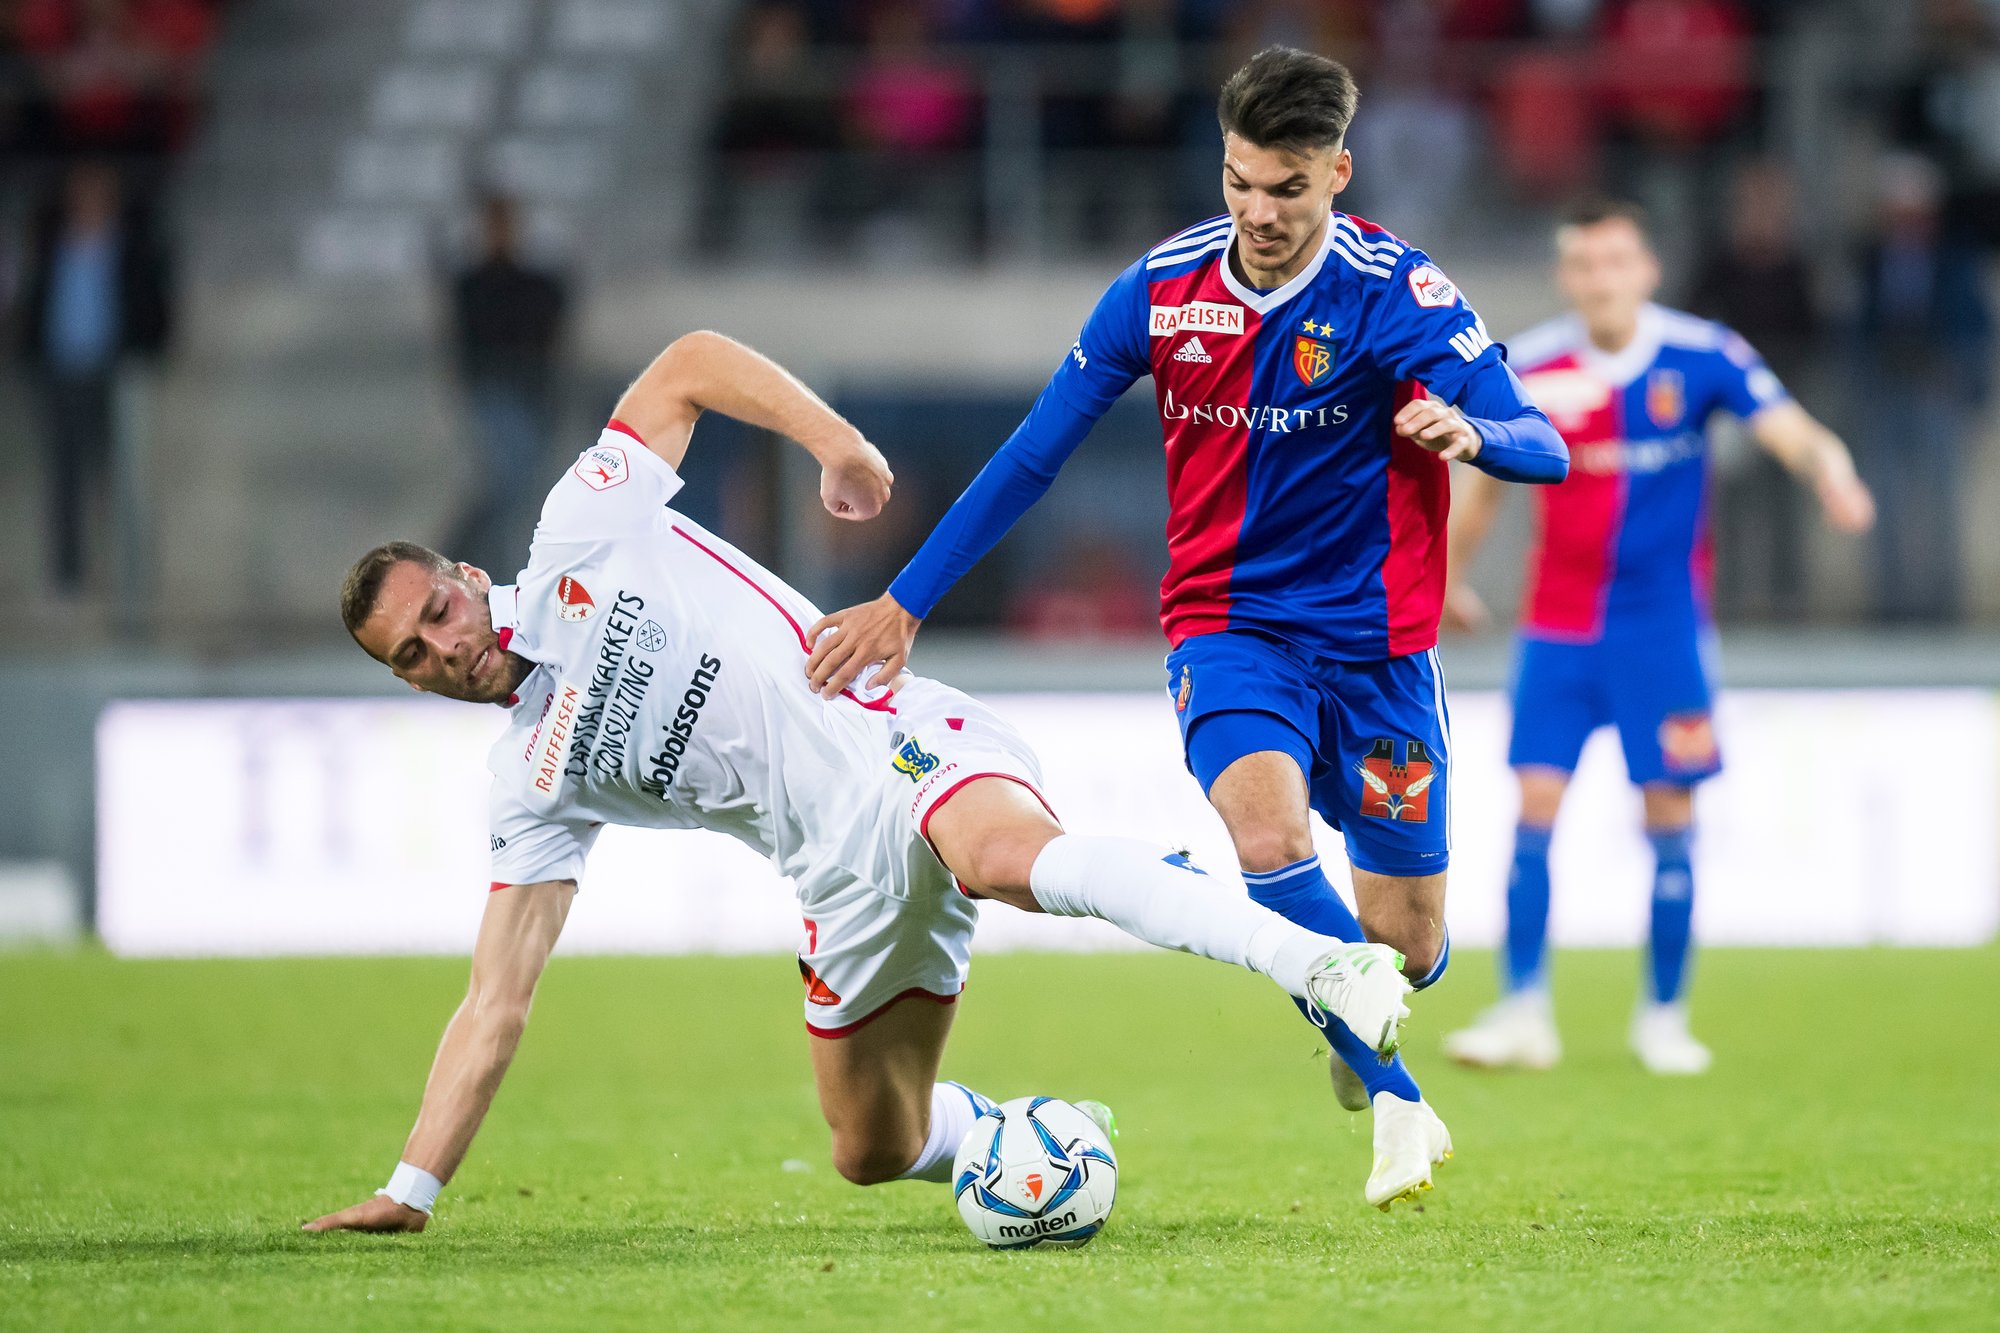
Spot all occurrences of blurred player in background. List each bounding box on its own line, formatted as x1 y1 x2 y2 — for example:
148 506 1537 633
804 46 1569 1208
1441 200 1875 1075
303 331 1409 1234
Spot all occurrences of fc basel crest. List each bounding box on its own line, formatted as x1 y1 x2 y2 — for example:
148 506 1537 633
1294 335 1334 387
1356 739 1436 822
1646 368 1685 429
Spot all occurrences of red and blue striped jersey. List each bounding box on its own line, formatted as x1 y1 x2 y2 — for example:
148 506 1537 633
887 212 1563 661
1042 212 1528 660
1510 303 1789 640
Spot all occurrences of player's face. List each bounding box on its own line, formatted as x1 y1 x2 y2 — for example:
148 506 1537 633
1222 134 1350 278
1555 218 1661 334
355 560 519 705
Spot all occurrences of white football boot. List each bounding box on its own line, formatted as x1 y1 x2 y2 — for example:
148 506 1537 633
1442 990 1562 1070
1630 1002 1712 1075
1365 1093 1453 1210
1304 943 1412 1060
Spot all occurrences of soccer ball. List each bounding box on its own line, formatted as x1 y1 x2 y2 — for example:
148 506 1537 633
951 1096 1118 1250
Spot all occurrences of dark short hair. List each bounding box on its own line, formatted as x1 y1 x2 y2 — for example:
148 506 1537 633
1217 46 1359 156
1559 196 1649 235
340 541 457 646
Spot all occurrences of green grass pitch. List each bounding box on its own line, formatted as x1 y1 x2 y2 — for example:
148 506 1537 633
3 945 1996 1331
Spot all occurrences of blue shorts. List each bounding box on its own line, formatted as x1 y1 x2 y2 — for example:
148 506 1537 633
1165 630 1452 879
1507 622 1722 786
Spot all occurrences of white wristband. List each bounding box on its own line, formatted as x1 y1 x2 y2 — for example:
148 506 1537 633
376 1161 444 1215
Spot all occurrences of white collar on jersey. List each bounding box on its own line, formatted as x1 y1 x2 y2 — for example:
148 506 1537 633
484 584 542 708
1215 214 1338 314
488 583 521 634
1574 303 1667 388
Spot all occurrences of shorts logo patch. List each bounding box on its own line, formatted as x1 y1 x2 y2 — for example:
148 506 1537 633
798 957 842 1006
1174 664 1192 713
1293 328 1334 387
556 574 596 622
892 736 940 782
1658 711 1717 769
574 445 629 491
1356 738 1436 822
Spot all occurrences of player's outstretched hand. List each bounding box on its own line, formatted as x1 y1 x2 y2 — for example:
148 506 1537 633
806 593 920 699
820 437 895 521
1817 468 1876 535
1395 397 1483 463
302 1195 429 1234
1441 581 1490 634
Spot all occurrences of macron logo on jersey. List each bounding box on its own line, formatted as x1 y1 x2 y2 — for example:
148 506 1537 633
1149 301 1244 338
1173 337 1213 364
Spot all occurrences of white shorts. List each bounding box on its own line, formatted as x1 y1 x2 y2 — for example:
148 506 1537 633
798 679 1054 1037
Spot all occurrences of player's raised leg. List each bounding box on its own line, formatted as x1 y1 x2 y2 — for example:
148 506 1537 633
809 993 997 1185
1633 782 1710 1075
1443 765 1567 1070
923 776 1409 1055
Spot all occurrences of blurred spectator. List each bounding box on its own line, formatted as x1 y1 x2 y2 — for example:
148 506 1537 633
7 0 219 161
445 195 568 577
1893 0 2000 248
846 1 976 153
19 0 154 152
1688 158 1819 620
1850 154 1994 624
840 1 979 257
1344 0 1489 236
1594 0 1752 149
714 3 835 158
15 159 172 595
707 2 839 254
1491 46 1598 198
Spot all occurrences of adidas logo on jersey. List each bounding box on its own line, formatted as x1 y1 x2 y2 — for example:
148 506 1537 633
1173 336 1213 364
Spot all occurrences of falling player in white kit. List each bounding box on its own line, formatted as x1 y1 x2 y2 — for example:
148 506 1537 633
303 331 1421 1234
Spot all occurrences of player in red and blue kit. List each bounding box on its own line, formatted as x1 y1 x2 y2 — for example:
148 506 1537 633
1441 200 1874 1076
805 48 1568 1209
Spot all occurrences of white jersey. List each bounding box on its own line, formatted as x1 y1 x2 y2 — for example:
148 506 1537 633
486 426 917 904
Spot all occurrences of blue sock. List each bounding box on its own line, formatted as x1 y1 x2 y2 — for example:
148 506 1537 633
1411 926 1450 991
1647 827 1695 1004
1244 855 1422 1104
1504 824 1554 993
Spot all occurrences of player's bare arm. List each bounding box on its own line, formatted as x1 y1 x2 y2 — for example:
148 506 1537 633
614 330 894 521
1746 400 1876 534
1442 466 1507 633
303 880 574 1234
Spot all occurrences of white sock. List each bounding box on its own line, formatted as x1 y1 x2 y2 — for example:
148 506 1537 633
896 1081 993 1183
1028 834 1337 1000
